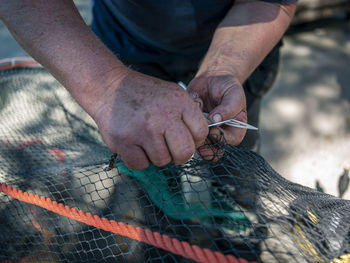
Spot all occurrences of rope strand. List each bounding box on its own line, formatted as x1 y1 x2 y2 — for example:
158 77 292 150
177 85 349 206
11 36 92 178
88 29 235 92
0 182 255 263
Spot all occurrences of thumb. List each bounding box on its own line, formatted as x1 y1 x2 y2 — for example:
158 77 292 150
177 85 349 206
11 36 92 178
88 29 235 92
208 84 246 123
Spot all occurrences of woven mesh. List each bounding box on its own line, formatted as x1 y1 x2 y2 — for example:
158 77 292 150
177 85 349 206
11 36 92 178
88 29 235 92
0 61 349 263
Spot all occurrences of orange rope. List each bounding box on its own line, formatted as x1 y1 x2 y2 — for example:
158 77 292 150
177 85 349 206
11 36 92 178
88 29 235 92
0 182 254 263
0 61 40 71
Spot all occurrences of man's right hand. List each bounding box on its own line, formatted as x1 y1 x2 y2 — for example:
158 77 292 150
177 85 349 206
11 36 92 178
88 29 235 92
91 69 209 170
0 1 210 170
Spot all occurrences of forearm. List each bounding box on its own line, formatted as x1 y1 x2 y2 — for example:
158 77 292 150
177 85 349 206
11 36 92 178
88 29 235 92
0 0 127 117
197 0 297 83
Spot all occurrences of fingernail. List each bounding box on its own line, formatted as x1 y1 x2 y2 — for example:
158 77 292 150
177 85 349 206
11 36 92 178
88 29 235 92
212 114 222 123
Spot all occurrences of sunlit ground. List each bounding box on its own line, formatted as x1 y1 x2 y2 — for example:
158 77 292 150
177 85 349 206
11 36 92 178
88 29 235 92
260 17 350 198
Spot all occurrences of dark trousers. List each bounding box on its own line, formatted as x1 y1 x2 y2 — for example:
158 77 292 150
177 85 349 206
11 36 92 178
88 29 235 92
120 41 282 152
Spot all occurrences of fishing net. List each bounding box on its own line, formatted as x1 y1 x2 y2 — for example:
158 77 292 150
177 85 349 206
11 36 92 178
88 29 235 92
0 58 350 263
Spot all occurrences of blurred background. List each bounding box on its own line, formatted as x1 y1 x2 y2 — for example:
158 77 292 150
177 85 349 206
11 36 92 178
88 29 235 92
0 0 349 198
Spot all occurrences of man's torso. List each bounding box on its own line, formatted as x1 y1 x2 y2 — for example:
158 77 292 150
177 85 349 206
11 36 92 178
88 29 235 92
91 0 233 63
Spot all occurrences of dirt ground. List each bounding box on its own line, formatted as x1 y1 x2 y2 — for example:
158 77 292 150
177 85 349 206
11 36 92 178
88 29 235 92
0 3 349 198
260 17 350 198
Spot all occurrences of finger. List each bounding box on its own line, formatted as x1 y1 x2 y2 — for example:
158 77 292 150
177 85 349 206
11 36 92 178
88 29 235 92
220 126 246 146
208 84 246 123
164 122 196 164
220 111 247 146
188 91 204 110
143 136 172 167
208 83 247 146
205 110 247 148
120 145 150 170
197 114 246 161
197 127 224 161
182 102 209 148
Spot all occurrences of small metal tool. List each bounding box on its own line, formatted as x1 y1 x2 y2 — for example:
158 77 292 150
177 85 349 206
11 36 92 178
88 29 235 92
178 82 258 130
203 113 258 130
208 118 258 130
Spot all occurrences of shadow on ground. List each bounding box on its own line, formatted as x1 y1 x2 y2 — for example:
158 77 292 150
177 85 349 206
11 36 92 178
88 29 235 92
261 17 350 198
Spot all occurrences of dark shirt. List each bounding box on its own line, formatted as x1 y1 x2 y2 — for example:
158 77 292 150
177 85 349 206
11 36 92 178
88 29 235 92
91 0 297 63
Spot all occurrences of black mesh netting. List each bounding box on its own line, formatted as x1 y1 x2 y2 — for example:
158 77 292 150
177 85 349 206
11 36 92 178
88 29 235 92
1 61 350 263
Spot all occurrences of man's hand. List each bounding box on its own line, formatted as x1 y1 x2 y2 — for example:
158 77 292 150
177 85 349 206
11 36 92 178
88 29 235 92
0 1 210 170
187 72 247 157
92 70 209 170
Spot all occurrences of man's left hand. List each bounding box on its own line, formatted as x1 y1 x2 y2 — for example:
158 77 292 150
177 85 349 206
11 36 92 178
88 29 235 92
187 72 247 157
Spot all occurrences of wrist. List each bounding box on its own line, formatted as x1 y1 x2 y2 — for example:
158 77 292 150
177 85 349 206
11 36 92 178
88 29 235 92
196 40 244 83
71 63 131 120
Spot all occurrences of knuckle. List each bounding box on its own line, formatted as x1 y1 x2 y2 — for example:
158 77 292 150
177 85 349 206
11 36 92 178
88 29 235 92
143 120 156 133
143 121 163 138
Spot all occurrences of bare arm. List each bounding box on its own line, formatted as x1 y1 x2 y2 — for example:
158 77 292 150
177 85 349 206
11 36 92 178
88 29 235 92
0 0 208 169
0 0 127 117
188 1 297 149
197 0 297 83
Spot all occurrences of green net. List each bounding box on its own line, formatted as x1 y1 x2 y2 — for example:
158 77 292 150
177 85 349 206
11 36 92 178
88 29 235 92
0 59 349 263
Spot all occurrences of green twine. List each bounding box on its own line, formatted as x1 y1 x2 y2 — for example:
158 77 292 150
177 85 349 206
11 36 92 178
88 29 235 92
117 163 250 230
